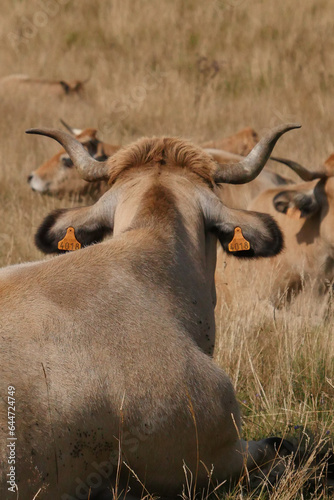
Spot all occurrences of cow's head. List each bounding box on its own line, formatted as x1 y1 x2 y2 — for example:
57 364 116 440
27 126 119 197
26 124 299 273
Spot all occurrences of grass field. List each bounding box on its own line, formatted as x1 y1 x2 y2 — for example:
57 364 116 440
1 0 333 498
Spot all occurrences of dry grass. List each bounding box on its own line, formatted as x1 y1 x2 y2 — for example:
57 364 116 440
0 0 333 498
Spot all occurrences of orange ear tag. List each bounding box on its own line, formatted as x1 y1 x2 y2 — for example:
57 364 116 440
58 227 82 251
228 227 250 252
286 207 302 220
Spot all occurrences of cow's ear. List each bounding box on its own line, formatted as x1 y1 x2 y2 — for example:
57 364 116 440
200 191 283 258
273 189 319 219
35 191 117 254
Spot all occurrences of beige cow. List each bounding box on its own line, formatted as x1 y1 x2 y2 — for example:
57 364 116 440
217 154 334 305
28 125 120 197
0 124 299 499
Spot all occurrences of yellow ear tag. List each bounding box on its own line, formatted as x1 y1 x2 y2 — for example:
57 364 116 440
58 227 82 251
228 227 250 252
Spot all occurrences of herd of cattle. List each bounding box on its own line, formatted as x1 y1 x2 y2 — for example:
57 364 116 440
0 75 333 499
28 119 334 306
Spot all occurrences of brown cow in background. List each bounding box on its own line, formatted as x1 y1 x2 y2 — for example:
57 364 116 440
28 124 120 197
0 74 87 97
202 126 259 156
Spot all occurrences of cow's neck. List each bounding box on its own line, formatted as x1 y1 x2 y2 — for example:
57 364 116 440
119 184 218 356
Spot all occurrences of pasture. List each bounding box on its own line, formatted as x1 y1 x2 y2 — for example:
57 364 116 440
0 0 333 498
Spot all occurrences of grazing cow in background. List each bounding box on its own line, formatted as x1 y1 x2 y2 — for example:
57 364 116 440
0 74 87 97
28 125 120 197
0 123 299 499
217 154 334 305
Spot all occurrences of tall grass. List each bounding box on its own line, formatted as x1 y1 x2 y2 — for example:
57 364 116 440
0 0 333 497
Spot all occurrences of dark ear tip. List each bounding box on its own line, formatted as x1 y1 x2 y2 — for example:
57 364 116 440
35 209 66 254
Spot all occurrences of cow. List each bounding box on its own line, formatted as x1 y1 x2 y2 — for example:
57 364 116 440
0 123 301 499
216 154 334 306
27 124 293 201
201 126 259 156
0 74 87 97
27 126 121 197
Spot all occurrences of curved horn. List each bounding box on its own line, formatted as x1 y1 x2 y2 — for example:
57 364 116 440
270 156 328 181
213 123 301 184
26 128 110 182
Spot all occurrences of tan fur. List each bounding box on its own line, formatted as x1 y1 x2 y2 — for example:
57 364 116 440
106 136 216 185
